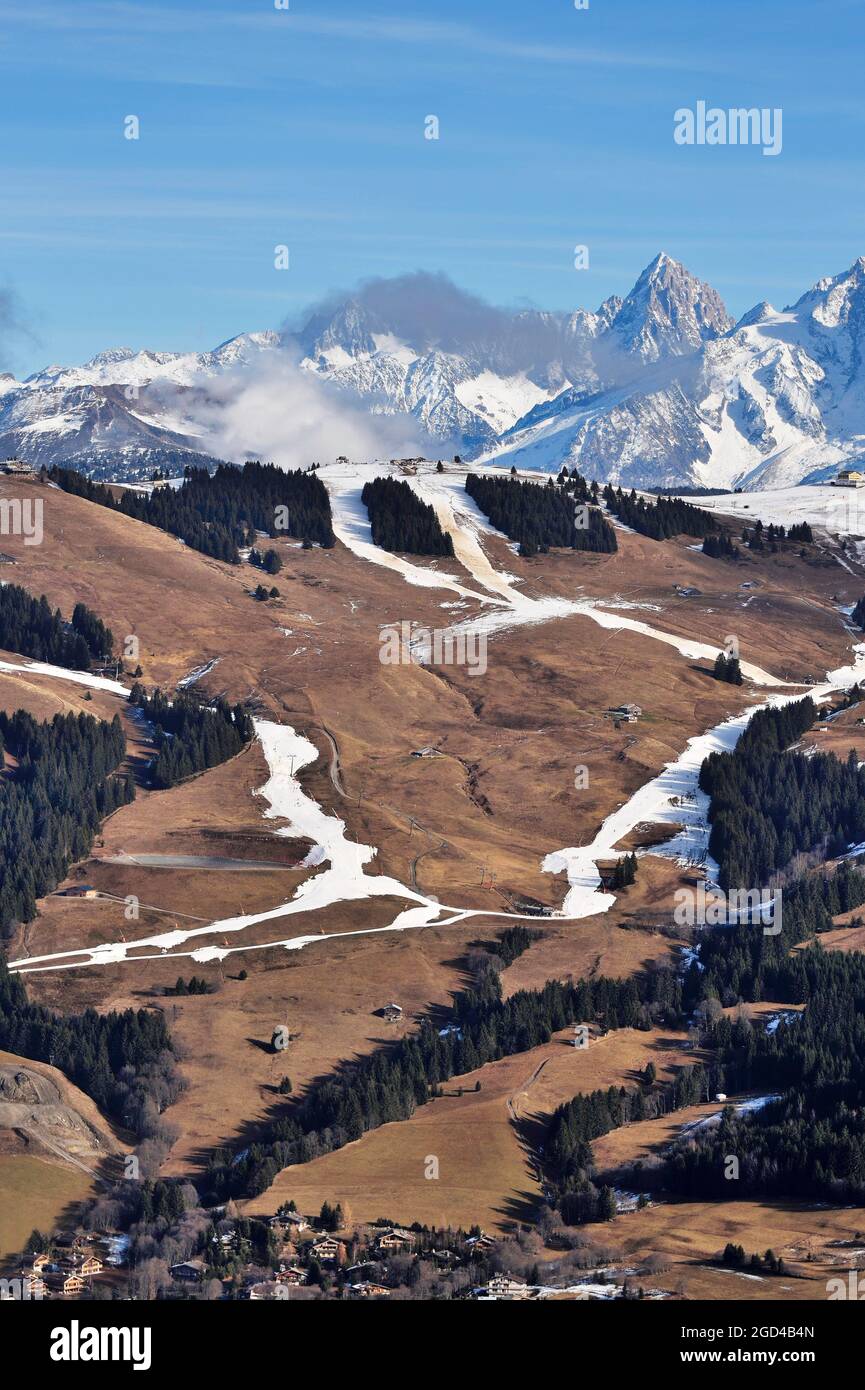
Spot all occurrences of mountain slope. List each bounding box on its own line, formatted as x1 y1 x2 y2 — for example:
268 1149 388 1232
0 333 280 478
292 256 734 452
483 257 865 490
7 256 865 490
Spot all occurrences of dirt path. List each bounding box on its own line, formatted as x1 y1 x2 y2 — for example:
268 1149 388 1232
17 1126 104 1184
321 725 347 797
409 840 447 894
507 1057 549 1122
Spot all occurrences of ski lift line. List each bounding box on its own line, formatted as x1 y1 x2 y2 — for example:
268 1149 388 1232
97 892 211 923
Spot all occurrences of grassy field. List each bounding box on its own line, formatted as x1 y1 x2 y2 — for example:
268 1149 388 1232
0 1152 96 1264
244 1025 696 1231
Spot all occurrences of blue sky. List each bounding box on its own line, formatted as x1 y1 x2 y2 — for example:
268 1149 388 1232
1 0 864 375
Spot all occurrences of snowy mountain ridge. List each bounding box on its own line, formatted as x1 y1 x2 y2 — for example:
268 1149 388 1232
480 255 865 490
3 254 865 490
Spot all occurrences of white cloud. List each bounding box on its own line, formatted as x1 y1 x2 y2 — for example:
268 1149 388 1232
196 352 425 468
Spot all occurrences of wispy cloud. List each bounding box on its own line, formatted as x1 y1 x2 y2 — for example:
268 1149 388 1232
0 1 725 74
196 350 427 467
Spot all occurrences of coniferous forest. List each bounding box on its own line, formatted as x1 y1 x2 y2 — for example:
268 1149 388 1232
542 864 865 1220
48 462 335 561
516 702 865 1224
741 519 812 553
666 887 865 1206
0 960 180 1131
361 477 455 556
546 1064 710 1224
687 863 865 1006
702 532 739 560
0 584 114 670
642 704 865 1210
602 485 717 540
698 697 865 887
0 708 134 938
466 473 617 557
556 465 596 504
713 651 743 684
129 685 254 788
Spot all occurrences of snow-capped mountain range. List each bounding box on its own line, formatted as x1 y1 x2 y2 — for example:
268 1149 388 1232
0 331 282 478
3 253 865 490
483 256 865 491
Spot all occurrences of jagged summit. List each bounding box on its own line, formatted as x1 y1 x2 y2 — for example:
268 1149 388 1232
607 253 734 361
480 254 865 490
